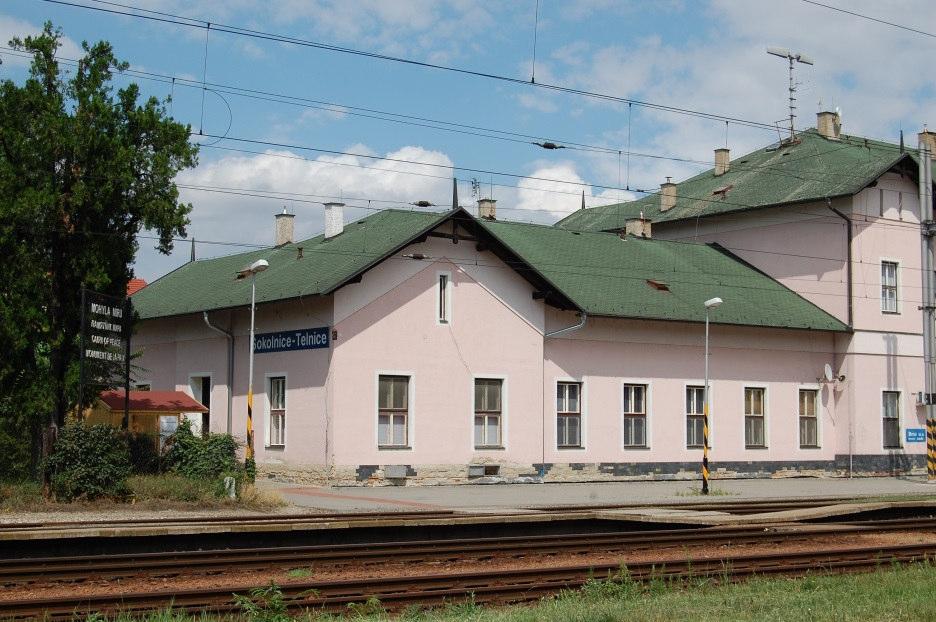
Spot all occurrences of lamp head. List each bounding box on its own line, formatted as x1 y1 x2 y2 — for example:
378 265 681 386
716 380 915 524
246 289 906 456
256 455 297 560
236 258 270 279
704 297 723 309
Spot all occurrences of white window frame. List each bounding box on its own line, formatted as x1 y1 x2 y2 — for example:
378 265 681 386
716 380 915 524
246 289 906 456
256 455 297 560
743 385 768 449
436 270 453 325
797 384 821 449
880 259 900 315
684 380 713 449
471 374 507 450
186 372 213 436
133 380 152 391
620 379 652 449
375 371 414 450
264 372 287 448
881 388 903 449
555 378 585 450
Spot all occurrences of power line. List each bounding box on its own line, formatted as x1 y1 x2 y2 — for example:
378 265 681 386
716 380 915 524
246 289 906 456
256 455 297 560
800 0 936 39
44 0 784 131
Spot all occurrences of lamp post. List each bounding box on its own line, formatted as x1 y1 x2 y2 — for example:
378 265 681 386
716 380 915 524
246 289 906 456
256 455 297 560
702 297 723 495
237 259 269 480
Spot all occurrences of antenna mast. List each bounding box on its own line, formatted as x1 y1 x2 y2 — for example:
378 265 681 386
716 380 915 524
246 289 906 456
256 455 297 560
766 47 814 141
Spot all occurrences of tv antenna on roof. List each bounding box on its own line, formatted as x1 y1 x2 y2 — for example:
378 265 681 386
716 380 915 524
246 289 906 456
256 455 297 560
767 47 814 142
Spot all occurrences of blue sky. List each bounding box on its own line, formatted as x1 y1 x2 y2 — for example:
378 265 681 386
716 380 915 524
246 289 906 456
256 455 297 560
3 0 935 280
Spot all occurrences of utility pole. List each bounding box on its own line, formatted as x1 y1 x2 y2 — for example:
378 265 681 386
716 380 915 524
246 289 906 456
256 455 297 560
920 137 936 482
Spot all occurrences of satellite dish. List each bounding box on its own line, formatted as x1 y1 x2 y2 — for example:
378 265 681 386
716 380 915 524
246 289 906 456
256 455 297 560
823 364 835 383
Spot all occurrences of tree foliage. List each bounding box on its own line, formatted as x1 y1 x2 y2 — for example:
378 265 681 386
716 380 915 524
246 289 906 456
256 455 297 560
0 23 198 458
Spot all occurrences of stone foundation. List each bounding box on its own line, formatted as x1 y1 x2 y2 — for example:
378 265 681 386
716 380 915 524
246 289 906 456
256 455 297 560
258 454 926 486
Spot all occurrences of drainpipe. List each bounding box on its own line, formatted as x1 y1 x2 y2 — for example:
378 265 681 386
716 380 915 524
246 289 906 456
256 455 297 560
827 200 854 476
540 311 588 478
203 311 235 435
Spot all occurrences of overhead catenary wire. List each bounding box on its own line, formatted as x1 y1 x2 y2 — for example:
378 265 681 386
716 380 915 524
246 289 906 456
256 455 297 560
800 0 936 39
43 0 787 132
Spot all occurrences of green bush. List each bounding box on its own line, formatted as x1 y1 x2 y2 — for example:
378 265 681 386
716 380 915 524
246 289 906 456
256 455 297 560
126 432 160 475
45 421 131 501
163 418 241 485
0 480 43 510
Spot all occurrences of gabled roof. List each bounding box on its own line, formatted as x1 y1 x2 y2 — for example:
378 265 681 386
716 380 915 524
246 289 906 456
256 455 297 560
100 390 208 413
557 129 922 231
475 219 848 331
133 208 847 332
132 209 454 319
127 278 147 296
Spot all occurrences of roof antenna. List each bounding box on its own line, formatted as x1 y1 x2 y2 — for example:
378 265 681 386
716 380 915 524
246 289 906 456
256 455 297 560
767 47 814 141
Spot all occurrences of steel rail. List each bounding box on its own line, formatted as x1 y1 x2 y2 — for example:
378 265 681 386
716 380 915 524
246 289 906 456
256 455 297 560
2 518 935 586
0 541 933 620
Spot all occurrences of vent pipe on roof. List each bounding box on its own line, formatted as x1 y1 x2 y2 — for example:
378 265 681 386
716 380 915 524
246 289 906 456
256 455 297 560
817 111 841 140
275 208 295 246
714 148 730 176
478 198 497 220
660 178 677 212
324 202 345 239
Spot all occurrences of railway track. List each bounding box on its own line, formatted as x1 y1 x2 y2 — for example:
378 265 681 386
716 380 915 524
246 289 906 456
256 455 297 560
2 517 935 586
1 540 933 620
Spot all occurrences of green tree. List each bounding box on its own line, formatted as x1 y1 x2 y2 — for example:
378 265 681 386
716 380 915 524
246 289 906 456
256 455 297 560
0 23 198 468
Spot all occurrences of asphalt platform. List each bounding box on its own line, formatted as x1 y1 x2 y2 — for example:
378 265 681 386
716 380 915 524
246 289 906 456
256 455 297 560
262 476 936 513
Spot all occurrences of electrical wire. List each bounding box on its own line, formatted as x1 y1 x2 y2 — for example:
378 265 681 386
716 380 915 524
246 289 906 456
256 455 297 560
800 0 936 39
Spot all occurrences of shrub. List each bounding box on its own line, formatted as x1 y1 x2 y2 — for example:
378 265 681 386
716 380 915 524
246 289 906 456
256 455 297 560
127 474 216 503
126 432 160 475
0 480 44 510
163 418 240 483
45 421 131 501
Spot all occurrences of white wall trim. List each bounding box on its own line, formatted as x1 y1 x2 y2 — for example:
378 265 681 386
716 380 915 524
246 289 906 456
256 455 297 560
554 376 587 451
683 380 714 449
619 378 653 450
263 372 287 449
797 383 822 450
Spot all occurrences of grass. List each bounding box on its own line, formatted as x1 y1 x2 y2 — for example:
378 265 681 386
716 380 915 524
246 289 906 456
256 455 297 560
0 476 284 512
89 561 936 622
674 485 736 497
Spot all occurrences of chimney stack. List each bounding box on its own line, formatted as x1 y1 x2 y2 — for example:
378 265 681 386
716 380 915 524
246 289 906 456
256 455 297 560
625 212 652 238
274 208 295 246
817 110 841 140
919 127 936 156
714 148 730 176
478 198 497 220
324 202 345 239
660 178 676 212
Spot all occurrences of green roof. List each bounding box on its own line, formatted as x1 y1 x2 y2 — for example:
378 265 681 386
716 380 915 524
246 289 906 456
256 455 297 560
476 219 848 331
557 129 921 231
134 207 847 332
132 209 452 319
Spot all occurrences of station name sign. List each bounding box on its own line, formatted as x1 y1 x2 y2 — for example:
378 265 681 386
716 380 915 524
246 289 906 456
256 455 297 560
254 327 330 354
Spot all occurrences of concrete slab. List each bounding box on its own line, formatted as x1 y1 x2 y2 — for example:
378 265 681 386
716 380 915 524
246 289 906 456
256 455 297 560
263 476 936 513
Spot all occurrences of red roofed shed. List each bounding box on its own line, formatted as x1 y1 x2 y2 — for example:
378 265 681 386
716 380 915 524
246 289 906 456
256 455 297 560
86 390 207 441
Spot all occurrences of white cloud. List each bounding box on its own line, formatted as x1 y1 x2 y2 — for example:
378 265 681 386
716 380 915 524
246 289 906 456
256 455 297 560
135 144 455 279
0 16 83 66
510 162 635 223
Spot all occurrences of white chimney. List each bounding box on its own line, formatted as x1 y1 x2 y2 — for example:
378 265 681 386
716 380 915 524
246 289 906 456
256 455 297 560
714 148 730 176
324 202 345 239
478 198 497 220
817 111 841 140
919 128 936 156
660 178 677 212
274 209 294 246
624 212 652 238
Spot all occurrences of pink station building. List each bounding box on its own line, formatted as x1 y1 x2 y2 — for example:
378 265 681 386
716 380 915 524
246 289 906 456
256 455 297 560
131 114 936 485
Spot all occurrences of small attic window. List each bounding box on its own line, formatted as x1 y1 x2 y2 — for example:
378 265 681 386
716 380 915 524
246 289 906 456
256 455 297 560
646 279 670 292
712 184 733 197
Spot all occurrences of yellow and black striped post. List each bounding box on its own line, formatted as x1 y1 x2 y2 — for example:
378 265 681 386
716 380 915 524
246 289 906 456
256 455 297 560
928 418 936 482
702 401 710 494
246 389 255 480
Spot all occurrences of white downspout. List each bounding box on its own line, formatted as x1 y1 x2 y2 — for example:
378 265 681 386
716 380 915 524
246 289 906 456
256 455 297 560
203 311 234 435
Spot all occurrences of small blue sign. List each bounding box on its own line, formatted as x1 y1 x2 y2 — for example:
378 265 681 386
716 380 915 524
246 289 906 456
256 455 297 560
254 327 329 354
905 428 926 443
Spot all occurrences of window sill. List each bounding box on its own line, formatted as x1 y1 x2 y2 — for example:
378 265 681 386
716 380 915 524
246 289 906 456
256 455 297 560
558 445 585 450
883 446 903 450
745 445 768 450
799 445 821 449
378 445 412 450
623 445 650 450
265 444 285 449
474 446 505 450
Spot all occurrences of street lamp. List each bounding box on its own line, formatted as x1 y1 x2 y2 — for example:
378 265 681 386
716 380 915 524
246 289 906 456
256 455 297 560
702 296 723 495
236 258 269 480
